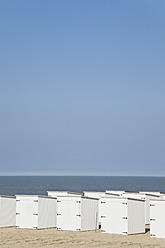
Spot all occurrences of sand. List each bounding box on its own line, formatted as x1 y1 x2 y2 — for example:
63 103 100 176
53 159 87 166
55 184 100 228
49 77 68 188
0 227 165 248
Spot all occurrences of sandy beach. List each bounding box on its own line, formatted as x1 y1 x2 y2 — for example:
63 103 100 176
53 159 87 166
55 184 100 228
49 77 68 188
0 227 165 248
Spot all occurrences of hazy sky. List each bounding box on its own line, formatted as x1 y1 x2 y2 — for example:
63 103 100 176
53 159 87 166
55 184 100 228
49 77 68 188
0 0 165 175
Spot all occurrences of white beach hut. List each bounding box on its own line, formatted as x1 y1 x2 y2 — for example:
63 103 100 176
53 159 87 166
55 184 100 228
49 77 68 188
122 192 159 224
100 197 145 235
139 191 165 197
83 191 106 198
57 196 99 231
105 190 135 195
83 191 121 198
0 195 16 227
47 191 82 197
16 195 57 229
150 199 165 238
105 190 126 195
83 191 119 223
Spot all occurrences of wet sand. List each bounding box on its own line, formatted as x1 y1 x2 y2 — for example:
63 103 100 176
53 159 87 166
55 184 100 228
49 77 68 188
0 227 165 248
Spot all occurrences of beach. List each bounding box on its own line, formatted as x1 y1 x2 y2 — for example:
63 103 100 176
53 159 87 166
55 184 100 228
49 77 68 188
0 227 165 248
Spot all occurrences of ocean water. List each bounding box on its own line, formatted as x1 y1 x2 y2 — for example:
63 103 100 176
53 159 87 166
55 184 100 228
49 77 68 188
0 176 165 196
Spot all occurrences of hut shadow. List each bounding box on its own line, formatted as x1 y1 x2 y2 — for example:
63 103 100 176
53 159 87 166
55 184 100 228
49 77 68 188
145 227 150 233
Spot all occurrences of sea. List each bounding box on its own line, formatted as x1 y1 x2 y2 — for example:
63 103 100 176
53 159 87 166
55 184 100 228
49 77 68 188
0 176 165 196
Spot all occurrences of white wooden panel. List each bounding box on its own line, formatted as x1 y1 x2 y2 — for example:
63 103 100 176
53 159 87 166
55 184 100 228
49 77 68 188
101 198 127 235
16 196 38 229
150 200 165 238
81 197 99 231
57 197 81 231
127 199 145 234
0 196 16 227
38 197 57 228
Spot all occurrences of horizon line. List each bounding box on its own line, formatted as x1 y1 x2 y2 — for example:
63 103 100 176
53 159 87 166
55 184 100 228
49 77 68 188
0 172 164 177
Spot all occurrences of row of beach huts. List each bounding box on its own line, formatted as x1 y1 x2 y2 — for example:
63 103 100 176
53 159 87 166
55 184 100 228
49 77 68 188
1 190 165 238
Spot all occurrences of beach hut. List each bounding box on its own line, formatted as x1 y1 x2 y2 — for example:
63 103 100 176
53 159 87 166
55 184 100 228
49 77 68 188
83 191 106 197
47 191 82 197
83 191 121 198
16 195 57 229
106 190 134 195
57 196 99 231
105 190 126 195
83 191 119 223
122 192 159 224
150 199 165 238
100 197 145 235
139 191 165 197
0 195 16 227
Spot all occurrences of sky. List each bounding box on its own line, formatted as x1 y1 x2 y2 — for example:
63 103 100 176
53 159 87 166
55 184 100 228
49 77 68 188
0 0 165 176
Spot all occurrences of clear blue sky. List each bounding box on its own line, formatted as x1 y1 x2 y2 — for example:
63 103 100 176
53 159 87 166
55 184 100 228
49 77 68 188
0 0 165 175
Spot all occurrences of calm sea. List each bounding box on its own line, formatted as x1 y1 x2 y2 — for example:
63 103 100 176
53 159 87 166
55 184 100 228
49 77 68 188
0 176 165 196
